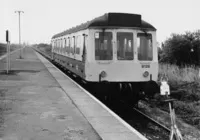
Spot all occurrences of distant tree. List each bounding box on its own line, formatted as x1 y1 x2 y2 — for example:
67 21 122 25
37 43 50 48
159 30 200 66
37 43 52 54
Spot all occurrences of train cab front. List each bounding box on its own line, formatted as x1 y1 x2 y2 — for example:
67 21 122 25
84 28 159 104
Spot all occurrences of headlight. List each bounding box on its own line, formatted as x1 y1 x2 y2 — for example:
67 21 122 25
100 71 107 78
143 71 149 78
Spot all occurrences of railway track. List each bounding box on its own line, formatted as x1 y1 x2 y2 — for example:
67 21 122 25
35 47 172 140
133 106 171 132
104 99 171 140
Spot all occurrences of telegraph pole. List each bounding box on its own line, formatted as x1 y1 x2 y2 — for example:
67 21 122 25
15 10 24 59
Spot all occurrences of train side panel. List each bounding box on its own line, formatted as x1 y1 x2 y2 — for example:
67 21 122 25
52 29 90 79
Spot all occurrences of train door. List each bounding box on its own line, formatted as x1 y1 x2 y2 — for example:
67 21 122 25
82 34 88 62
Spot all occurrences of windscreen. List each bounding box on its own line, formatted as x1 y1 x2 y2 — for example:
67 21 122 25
95 32 113 60
137 33 153 61
117 32 133 60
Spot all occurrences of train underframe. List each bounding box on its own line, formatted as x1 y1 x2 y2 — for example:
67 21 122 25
87 80 160 106
52 53 159 106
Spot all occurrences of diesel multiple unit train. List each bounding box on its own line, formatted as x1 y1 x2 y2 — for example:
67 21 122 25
51 13 159 104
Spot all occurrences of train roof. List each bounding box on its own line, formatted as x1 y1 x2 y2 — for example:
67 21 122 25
52 13 156 39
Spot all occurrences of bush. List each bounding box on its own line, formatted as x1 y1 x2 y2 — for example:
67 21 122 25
174 101 197 115
36 43 52 56
174 101 200 126
160 30 200 66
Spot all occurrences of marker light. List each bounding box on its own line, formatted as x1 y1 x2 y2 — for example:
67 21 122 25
160 81 170 95
143 71 149 77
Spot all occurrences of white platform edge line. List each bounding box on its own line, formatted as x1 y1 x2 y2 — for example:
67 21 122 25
35 50 148 140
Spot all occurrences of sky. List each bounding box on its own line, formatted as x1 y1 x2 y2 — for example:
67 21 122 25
1 0 200 45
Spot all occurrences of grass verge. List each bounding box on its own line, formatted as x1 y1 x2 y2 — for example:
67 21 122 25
158 63 200 129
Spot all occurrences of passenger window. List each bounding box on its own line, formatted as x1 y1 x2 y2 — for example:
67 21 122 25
71 37 74 54
73 37 76 54
60 39 62 53
60 39 63 53
57 40 59 53
59 40 61 53
56 40 58 53
64 39 67 53
55 41 57 52
95 32 113 60
117 32 133 60
75 36 81 54
56 40 58 52
52 41 54 52
137 33 153 61
61 39 64 54
74 37 77 54
63 39 65 54
54 41 56 52
67 38 70 53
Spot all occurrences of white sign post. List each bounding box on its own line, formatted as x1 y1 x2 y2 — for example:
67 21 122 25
6 30 11 74
160 78 183 140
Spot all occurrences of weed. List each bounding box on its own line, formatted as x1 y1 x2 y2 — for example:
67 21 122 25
158 63 200 129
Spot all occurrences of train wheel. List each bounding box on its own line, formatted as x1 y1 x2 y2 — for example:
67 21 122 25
103 81 110 103
86 82 95 93
120 83 140 107
127 83 133 104
130 83 140 107
125 83 134 105
113 83 121 101
144 80 159 99
106 83 118 105
93 82 108 102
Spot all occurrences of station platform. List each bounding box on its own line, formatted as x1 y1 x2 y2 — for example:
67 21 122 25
0 47 147 140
